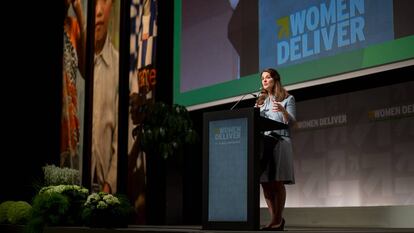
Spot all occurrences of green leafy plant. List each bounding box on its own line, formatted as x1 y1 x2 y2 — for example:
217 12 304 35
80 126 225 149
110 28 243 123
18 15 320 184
7 201 32 224
82 192 133 228
0 201 14 223
23 164 85 233
139 102 197 159
0 201 31 224
25 185 89 233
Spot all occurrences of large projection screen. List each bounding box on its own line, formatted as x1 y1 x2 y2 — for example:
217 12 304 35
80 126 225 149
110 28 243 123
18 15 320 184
173 0 414 110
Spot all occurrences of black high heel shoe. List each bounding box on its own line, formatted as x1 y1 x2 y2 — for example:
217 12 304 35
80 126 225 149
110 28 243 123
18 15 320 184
278 218 285 231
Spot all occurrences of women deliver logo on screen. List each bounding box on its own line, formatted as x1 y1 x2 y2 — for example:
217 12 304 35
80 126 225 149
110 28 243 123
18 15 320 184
259 0 394 69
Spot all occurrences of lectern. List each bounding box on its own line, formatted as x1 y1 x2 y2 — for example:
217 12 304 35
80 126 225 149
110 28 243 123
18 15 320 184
202 107 287 230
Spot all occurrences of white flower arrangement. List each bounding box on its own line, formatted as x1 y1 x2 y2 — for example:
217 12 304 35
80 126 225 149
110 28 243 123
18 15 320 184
42 164 80 185
39 184 89 196
84 192 120 210
82 192 132 228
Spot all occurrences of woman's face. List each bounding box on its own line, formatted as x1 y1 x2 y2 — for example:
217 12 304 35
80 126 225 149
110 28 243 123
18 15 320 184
261 71 274 92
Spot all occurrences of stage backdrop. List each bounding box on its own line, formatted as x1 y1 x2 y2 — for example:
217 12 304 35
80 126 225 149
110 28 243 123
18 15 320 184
271 81 414 207
174 0 414 109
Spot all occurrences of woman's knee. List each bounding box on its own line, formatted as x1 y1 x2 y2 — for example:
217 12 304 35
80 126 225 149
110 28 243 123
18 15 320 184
274 181 284 188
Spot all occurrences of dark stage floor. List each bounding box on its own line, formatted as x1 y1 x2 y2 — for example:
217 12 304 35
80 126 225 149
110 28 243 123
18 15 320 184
47 225 414 233
2 224 414 233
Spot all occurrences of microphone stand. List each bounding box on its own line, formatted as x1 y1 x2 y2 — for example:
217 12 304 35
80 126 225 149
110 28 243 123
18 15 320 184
230 92 258 110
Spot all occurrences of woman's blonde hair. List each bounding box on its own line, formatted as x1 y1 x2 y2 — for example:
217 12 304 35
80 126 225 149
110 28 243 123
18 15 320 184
256 68 289 106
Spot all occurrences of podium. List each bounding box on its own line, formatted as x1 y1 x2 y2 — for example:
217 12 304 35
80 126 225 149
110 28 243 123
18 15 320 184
202 107 287 230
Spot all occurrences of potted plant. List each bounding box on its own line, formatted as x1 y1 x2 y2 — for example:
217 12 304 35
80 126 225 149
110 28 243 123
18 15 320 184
25 185 89 233
81 192 133 228
130 100 197 224
24 164 87 233
137 101 197 159
0 201 32 225
42 164 80 186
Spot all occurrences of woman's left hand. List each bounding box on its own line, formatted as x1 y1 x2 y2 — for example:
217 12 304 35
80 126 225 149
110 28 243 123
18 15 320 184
272 100 285 113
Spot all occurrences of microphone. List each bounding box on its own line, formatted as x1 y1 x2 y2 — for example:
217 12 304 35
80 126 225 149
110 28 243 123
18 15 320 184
230 91 259 110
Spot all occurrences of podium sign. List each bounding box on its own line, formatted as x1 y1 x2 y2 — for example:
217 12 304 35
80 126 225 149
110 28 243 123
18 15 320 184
202 107 287 230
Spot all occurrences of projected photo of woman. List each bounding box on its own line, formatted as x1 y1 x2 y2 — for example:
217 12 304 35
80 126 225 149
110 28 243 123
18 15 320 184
61 0 86 170
255 68 296 231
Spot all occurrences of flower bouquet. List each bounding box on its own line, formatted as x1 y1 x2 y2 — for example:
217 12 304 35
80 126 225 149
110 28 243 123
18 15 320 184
82 192 133 228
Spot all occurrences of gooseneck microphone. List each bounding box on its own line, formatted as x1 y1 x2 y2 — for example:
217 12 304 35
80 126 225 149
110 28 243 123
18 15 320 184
230 92 259 110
